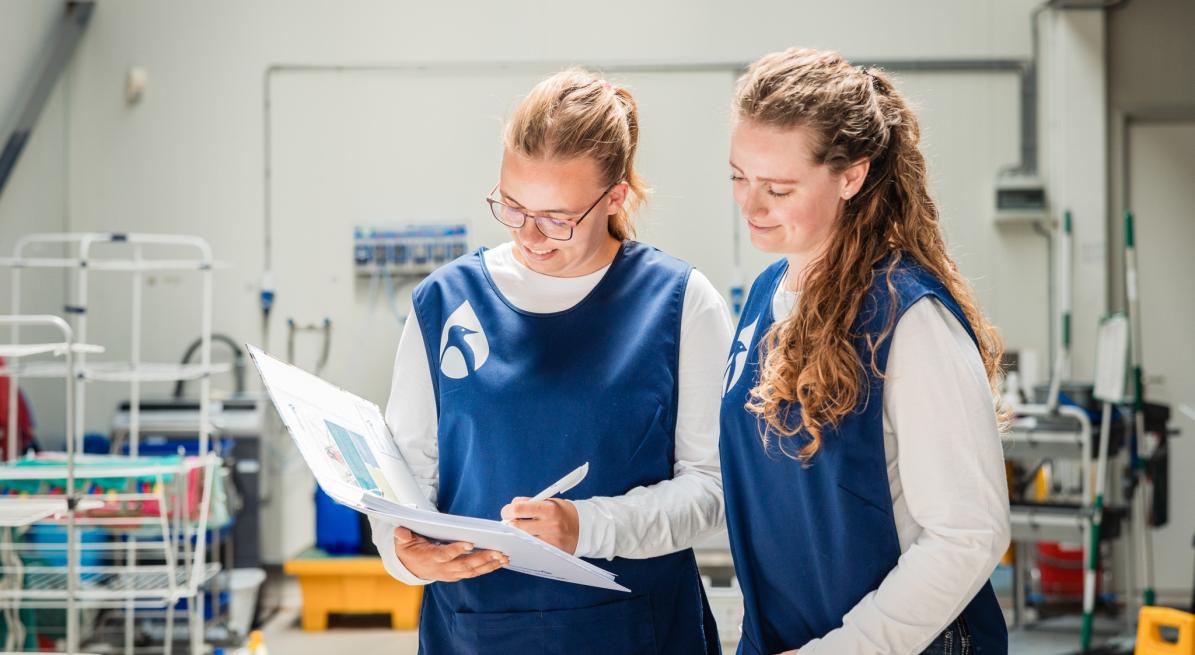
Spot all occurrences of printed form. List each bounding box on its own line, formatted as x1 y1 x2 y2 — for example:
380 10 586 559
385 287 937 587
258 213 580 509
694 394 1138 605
248 345 627 592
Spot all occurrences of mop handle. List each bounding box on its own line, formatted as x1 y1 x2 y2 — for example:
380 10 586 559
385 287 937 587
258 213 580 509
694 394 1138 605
1124 210 1156 606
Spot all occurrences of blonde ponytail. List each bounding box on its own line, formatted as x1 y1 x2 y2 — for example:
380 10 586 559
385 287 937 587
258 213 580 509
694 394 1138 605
504 69 648 240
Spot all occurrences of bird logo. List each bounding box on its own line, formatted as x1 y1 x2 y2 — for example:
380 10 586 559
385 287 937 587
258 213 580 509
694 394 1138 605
722 317 758 397
439 300 489 379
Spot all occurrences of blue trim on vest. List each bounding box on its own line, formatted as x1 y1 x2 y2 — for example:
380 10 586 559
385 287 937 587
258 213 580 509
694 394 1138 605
720 255 1007 654
409 241 719 655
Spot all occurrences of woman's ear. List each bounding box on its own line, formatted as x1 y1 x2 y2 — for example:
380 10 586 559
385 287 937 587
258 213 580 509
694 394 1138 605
840 158 871 200
606 181 630 214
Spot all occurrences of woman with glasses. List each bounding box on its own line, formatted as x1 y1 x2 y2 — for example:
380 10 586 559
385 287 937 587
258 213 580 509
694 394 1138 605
368 69 731 654
718 48 1010 655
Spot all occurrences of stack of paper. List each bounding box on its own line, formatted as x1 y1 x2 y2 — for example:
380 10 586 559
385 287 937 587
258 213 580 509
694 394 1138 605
248 345 627 592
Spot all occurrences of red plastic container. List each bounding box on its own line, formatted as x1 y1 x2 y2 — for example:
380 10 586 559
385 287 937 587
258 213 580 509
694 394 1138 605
1036 541 1101 597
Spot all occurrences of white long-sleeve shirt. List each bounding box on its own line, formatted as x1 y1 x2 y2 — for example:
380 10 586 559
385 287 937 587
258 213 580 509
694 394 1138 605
773 286 1011 655
369 241 732 585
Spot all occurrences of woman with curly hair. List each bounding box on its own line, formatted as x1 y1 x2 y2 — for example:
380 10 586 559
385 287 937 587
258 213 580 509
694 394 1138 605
719 48 1011 654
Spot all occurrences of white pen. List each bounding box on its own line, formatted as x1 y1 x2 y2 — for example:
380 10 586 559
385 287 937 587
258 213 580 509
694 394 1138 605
502 462 589 525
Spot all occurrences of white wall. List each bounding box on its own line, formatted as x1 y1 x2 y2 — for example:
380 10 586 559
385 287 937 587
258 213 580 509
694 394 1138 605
0 1 75 447
257 58 1037 560
2 0 1188 600
1 0 1045 551
2 0 1186 592
2 0 1085 560
1108 0 1195 601
0 1 66 238
1128 123 1195 602
35 0 1040 419
1040 9 1107 383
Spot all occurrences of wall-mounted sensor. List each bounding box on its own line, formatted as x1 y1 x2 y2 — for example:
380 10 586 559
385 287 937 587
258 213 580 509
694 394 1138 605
125 66 148 105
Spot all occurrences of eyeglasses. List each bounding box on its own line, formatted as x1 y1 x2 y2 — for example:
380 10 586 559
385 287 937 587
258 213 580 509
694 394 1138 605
485 183 615 241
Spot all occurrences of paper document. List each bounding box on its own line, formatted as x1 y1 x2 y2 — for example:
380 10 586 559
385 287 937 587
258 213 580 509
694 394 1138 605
247 345 627 592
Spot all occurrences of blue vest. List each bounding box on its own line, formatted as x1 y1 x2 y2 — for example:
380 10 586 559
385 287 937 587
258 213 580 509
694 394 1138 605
410 241 719 655
719 257 1007 654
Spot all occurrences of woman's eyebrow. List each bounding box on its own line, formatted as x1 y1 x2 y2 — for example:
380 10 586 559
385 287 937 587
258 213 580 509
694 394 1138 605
729 162 797 184
501 191 574 215
500 190 524 207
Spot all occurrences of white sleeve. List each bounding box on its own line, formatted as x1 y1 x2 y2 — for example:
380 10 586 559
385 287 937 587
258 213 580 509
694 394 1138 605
800 297 1011 655
368 310 441 586
570 270 731 560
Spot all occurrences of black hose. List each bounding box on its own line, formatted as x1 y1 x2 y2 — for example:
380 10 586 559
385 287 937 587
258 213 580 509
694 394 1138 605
173 334 246 399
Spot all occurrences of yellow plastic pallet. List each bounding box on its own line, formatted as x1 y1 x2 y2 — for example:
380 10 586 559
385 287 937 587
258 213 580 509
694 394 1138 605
284 551 422 631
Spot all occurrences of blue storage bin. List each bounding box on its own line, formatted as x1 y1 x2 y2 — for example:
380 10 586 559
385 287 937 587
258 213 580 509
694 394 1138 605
22 525 108 580
120 435 233 457
314 486 361 555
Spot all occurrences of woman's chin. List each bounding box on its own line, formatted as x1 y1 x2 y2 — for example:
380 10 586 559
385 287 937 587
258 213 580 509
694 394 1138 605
748 232 788 254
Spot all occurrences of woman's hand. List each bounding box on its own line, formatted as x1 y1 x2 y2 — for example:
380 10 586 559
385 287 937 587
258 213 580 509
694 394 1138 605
392 527 508 582
500 497 580 554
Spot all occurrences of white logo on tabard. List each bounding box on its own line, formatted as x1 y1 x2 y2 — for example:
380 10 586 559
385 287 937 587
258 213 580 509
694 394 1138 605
439 300 490 379
722 317 758 397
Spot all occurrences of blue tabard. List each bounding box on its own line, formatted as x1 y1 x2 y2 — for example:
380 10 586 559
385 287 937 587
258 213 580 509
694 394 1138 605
719 256 1008 654
410 241 719 655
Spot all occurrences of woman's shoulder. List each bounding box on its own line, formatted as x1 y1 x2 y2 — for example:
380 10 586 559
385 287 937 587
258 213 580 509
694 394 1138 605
884 252 957 289
868 254 950 305
860 253 971 338
680 268 730 321
621 239 691 273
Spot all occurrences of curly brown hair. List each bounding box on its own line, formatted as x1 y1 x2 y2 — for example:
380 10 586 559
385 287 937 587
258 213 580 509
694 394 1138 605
734 48 1007 462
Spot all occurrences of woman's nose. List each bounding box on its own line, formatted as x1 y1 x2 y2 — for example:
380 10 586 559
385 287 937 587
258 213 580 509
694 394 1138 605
740 189 763 221
518 218 547 243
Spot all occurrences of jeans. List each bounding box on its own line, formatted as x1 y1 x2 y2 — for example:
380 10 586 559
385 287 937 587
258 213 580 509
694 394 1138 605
919 617 972 655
